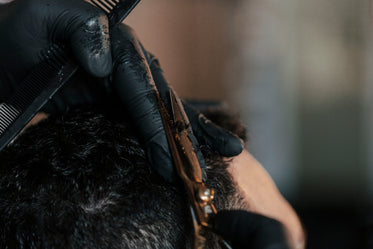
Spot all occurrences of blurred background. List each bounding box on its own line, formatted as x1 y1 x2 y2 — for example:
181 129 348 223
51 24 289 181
126 0 373 248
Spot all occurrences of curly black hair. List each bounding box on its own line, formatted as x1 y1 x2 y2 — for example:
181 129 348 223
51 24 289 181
0 105 248 249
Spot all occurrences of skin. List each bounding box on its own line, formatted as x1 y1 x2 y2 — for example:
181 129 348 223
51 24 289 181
26 113 48 127
228 150 305 249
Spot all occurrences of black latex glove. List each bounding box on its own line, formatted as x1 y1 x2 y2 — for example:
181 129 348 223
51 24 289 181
110 24 243 181
212 210 290 249
0 0 243 182
0 0 112 101
145 52 244 157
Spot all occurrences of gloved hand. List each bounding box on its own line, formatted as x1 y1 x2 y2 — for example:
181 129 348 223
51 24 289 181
0 0 243 182
110 24 243 181
0 0 112 101
212 210 290 249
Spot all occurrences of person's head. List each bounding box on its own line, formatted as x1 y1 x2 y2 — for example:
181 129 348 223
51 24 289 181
0 106 248 248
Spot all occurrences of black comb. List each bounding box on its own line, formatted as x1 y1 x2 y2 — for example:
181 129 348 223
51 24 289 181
0 0 140 152
90 0 139 27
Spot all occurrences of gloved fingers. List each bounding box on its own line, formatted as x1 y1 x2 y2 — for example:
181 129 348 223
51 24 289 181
182 103 243 157
140 47 208 178
46 0 112 77
143 49 243 157
42 70 106 114
212 210 289 249
142 50 172 109
110 24 175 182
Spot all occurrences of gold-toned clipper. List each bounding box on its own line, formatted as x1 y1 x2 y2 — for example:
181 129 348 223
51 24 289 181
156 89 232 249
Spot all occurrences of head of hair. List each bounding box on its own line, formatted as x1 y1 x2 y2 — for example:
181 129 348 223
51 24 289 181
0 105 247 249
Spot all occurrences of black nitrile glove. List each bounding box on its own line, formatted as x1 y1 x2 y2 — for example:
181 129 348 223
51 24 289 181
0 0 112 102
145 52 244 158
110 24 243 182
0 0 243 182
212 210 290 249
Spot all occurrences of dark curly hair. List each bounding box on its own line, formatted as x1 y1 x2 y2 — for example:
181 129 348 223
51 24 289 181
0 105 248 249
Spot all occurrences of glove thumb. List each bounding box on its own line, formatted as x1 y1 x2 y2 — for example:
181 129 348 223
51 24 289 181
212 210 289 249
183 103 243 157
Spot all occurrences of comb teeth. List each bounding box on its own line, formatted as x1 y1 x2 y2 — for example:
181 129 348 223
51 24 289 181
0 46 73 142
0 61 54 137
90 0 119 14
89 0 140 27
40 45 68 69
0 58 78 151
0 103 20 135
0 0 140 152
